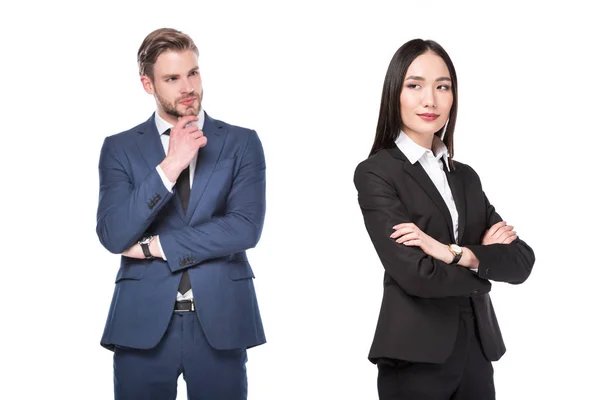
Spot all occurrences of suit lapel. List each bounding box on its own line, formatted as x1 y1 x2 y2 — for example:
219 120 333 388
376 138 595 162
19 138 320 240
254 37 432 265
445 165 466 245
135 113 166 171
387 147 455 240
185 112 227 222
135 113 187 219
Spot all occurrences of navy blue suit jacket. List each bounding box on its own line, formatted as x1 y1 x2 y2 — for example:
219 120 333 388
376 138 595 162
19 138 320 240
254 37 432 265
97 112 266 351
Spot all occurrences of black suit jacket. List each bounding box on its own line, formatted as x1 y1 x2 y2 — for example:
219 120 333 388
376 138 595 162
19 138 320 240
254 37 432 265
354 146 535 364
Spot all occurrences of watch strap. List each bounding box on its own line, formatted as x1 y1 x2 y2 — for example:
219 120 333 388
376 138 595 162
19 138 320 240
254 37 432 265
138 236 154 259
140 242 152 259
450 252 462 265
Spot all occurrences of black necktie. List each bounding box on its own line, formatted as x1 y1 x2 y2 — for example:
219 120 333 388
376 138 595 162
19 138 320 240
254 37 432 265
164 128 191 294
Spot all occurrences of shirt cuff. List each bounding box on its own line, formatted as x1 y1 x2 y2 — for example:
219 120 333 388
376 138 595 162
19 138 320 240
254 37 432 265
470 268 479 273
155 236 167 260
156 165 175 192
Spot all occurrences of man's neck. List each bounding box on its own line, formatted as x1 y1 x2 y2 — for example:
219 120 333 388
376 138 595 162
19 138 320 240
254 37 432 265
156 110 179 126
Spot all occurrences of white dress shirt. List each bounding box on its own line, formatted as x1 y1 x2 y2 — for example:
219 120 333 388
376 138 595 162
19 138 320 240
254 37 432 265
395 130 461 246
153 109 205 300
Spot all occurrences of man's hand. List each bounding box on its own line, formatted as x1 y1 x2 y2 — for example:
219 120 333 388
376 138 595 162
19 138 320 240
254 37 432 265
122 243 145 259
160 115 207 183
482 221 517 245
121 236 163 259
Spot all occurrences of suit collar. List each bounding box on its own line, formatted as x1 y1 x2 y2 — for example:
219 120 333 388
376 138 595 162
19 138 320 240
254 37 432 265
395 131 450 170
385 146 464 243
386 145 408 161
154 108 206 135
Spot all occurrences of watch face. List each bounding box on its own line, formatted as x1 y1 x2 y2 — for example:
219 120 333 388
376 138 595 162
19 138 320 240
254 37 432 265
450 244 462 254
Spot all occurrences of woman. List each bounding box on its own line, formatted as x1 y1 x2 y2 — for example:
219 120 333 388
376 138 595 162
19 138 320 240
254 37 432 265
353 39 535 399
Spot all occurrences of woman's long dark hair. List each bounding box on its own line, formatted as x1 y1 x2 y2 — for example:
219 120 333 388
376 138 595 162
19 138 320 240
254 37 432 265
369 39 459 169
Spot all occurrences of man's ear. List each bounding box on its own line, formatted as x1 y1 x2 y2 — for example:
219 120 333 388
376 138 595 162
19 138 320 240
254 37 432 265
141 75 154 95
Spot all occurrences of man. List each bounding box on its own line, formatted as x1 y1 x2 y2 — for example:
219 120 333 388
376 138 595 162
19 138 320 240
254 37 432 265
96 27 266 399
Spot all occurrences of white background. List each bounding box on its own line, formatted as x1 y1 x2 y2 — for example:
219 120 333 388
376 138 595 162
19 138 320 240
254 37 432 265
2 1 599 399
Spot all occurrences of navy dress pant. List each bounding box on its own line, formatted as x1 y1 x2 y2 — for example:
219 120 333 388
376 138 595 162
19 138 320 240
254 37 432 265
113 311 248 400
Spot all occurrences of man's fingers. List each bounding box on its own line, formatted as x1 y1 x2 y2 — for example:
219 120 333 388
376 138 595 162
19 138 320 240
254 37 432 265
198 136 208 148
184 124 201 133
174 115 199 131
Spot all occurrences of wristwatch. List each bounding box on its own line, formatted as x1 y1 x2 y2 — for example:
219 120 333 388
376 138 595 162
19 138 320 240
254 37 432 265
448 244 463 265
138 235 154 259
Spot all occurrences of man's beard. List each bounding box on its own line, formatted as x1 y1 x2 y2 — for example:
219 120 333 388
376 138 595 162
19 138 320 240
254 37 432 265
156 89 203 119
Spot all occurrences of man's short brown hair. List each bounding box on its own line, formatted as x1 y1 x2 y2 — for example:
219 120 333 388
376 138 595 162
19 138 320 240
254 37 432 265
137 28 199 80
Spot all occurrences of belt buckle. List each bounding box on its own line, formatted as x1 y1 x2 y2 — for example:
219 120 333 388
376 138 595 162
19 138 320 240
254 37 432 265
175 299 195 312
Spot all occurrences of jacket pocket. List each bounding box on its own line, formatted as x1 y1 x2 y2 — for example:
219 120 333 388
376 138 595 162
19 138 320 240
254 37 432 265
227 261 255 281
115 261 148 282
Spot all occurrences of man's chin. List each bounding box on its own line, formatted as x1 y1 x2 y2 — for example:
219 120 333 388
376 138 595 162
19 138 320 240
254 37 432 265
179 106 200 117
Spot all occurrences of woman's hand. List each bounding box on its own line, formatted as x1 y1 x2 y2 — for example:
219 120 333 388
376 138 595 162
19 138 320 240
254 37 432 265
391 223 454 264
482 221 517 245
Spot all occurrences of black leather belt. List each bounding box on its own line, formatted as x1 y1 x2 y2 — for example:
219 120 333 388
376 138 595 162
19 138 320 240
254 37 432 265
174 299 195 312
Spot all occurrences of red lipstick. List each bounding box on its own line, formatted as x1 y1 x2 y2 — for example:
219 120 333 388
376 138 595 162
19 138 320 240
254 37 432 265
417 113 439 121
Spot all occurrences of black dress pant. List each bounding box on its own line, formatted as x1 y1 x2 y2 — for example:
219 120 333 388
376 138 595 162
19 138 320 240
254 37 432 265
377 306 495 400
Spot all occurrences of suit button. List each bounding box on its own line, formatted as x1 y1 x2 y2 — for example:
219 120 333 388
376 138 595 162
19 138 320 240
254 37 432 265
472 289 479 294
485 268 490 276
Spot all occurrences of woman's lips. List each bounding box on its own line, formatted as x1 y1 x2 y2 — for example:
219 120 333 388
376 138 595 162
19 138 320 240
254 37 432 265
417 113 439 121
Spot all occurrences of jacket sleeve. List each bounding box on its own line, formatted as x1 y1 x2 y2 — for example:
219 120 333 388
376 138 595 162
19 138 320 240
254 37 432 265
466 192 535 284
354 162 492 298
96 136 174 254
158 130 266 272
